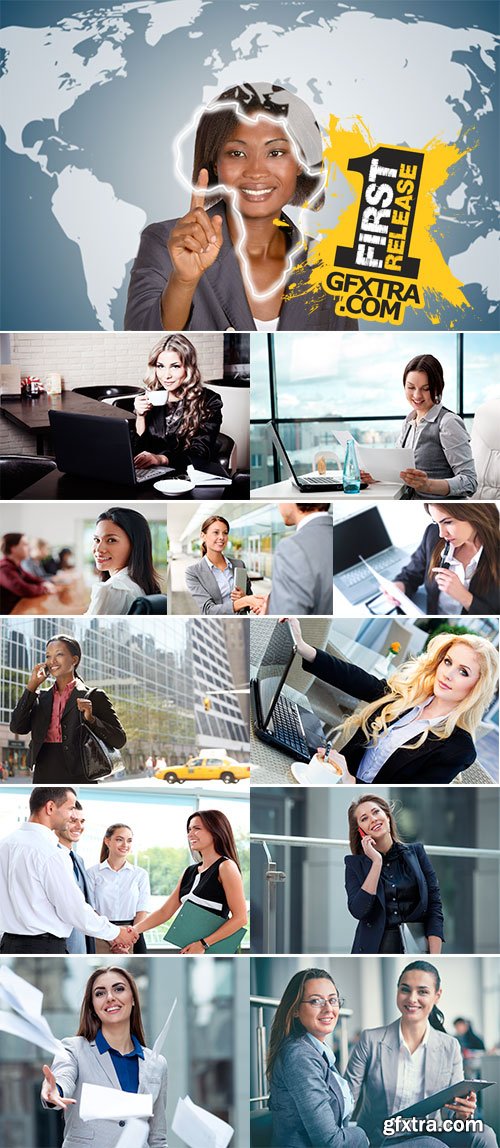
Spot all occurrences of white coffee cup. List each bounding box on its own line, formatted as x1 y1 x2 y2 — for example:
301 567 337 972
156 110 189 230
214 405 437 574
145 388 169 406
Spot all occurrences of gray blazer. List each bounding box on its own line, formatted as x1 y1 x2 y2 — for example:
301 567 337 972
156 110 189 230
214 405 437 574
267 516 333 615
124 203 358 332
269 1033 368 1147
185 556 251 615
344 1018 462 1143
42 1036 167 1147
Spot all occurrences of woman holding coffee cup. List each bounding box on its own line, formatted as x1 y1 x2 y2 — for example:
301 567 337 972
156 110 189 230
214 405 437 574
133 333 222 470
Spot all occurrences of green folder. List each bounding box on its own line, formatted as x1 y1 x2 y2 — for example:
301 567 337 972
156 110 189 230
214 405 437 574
164 901 246 953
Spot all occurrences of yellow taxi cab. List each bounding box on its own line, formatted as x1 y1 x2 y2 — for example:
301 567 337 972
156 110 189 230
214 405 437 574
154 754 250 784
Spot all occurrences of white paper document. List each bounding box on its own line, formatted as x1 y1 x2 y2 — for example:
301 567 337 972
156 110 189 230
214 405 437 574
355 444 414 483
187 464 232 486
115 1118 150 1148
0 968 65 1054
172 1095 234 1148
359 557 424 617
80 1083 153 1122
152 997 177 1057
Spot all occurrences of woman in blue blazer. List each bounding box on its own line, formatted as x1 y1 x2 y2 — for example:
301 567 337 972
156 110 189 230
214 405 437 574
345 795 444 955
267 967 369 1148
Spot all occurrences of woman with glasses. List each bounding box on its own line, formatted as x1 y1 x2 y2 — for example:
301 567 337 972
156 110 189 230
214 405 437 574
345 961 497 1148
267 967 369 1147
345 794 444 954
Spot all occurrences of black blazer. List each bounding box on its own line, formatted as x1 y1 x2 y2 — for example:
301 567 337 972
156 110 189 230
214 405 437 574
345 843 444 954
10 679 126 781
131 385 222 469
72 853 96 955
306 649 476 784
394 522 499 615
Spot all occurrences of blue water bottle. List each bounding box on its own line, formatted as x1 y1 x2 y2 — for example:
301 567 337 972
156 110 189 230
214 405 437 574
342 438 361 494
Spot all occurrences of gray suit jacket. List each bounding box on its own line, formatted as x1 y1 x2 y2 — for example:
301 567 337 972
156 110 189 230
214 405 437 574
42 1036 167 1147
345 1019 462 1143
185 556 251 615
269 1033 368 1147
124 203 358 332
267 516 333 615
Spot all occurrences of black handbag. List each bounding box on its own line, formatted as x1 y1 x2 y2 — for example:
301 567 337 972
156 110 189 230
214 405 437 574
78 690 122 781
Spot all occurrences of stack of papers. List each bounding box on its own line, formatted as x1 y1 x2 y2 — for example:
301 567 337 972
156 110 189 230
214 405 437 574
173 1095 234 1148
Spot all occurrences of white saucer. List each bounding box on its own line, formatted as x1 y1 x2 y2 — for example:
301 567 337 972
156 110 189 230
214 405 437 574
290 757 343 786
153 477 195 496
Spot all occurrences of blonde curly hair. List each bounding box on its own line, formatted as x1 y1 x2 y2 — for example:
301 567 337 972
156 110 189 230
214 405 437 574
340 632 498 751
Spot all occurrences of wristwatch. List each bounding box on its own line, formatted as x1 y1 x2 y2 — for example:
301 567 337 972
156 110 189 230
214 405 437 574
200 938 209 952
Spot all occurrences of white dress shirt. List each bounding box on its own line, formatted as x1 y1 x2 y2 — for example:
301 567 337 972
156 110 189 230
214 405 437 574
437 544 483 616
295 511 332 532
86 859 150 920
392 1021 430 1112
85 569 145 615
0 822 118 940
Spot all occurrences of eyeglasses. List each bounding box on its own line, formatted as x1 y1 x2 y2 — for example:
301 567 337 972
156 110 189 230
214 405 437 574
301 995 344 1009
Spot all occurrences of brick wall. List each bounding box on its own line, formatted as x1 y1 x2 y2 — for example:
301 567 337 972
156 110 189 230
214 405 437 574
8 332 224 389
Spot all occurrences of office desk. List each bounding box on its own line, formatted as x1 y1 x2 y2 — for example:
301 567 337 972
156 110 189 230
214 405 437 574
251 478 405 500
1 392 133 455
11 468 250 500
11 576 90 615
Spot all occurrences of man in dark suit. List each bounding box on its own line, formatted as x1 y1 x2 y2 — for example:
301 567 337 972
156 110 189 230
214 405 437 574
55 799 95 954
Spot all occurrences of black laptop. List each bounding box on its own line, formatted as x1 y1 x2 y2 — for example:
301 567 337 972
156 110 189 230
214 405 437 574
333 507 408 603
267 421 367 492
251 621 325 762
49 410 174 485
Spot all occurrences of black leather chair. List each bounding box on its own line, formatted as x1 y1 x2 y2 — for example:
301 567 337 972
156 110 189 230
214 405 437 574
109 397 237 473
127 594 168 614
250 1109 273 1147
0 455 57 499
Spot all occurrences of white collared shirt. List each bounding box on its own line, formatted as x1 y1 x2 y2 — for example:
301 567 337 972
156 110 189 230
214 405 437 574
392 1021 430 1113
0 822 118 940
437 543 483 616
295 511 332 533
358 697 451 783
86 859 150 919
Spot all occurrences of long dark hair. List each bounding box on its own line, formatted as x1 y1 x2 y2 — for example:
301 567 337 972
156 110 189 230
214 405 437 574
403 354 445 403
397 961 446 1032
200 515 230 557
95 508 161 594
186 810 241 871
267 968 337 1080
347 794 402 856
100 823 132 864
77 966 146 1045
45 634 84 681
425 502 499 595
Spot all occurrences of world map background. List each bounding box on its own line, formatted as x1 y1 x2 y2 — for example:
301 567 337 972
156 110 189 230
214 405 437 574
1 0 498 331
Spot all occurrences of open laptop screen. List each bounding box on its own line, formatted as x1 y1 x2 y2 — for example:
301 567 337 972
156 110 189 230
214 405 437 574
257 621 297 727
332 508 392 575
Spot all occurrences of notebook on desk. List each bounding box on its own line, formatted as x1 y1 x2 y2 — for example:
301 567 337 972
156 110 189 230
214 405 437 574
49 410 174 485
251 620 325 762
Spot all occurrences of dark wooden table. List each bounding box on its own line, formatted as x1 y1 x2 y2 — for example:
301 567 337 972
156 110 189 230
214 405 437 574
1 392 133 454
12 469 250 500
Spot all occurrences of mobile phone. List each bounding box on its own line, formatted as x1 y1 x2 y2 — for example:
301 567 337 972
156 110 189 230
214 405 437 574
233 567 247 593
358 827 367 838
37 663 50 680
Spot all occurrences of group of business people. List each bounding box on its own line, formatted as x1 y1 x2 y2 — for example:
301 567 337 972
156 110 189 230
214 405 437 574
267 962 497 1147
0 788 247 957
184 504 333 616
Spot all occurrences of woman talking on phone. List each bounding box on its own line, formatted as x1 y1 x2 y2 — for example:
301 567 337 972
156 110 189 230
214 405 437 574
345 795 444 954
185 514 264 614
9 634 126 784
132 333 222 471
284 618 498 785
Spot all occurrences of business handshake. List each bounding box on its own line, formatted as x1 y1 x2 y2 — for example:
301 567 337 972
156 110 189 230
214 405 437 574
110 924 140 953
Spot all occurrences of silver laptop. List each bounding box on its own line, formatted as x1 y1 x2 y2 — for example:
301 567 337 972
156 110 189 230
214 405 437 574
333 507 408 603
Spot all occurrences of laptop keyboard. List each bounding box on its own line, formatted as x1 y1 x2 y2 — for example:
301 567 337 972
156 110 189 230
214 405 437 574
343 553 399 586
269 695 309 757
301 474 340 486
135 466 170 483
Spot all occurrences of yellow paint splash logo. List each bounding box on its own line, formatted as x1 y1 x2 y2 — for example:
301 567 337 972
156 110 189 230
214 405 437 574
310 116 471 326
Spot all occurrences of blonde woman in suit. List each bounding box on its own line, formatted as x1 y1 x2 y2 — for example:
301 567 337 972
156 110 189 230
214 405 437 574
41 966 167 1148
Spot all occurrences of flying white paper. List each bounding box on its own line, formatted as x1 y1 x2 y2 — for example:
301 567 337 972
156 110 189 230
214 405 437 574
0 966 44 1016
115 1118 150 1148
172 1095 234 1148
0 1009 64 1055
0 968 65 1054
152 997 177 1057
80 1083 153 1122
